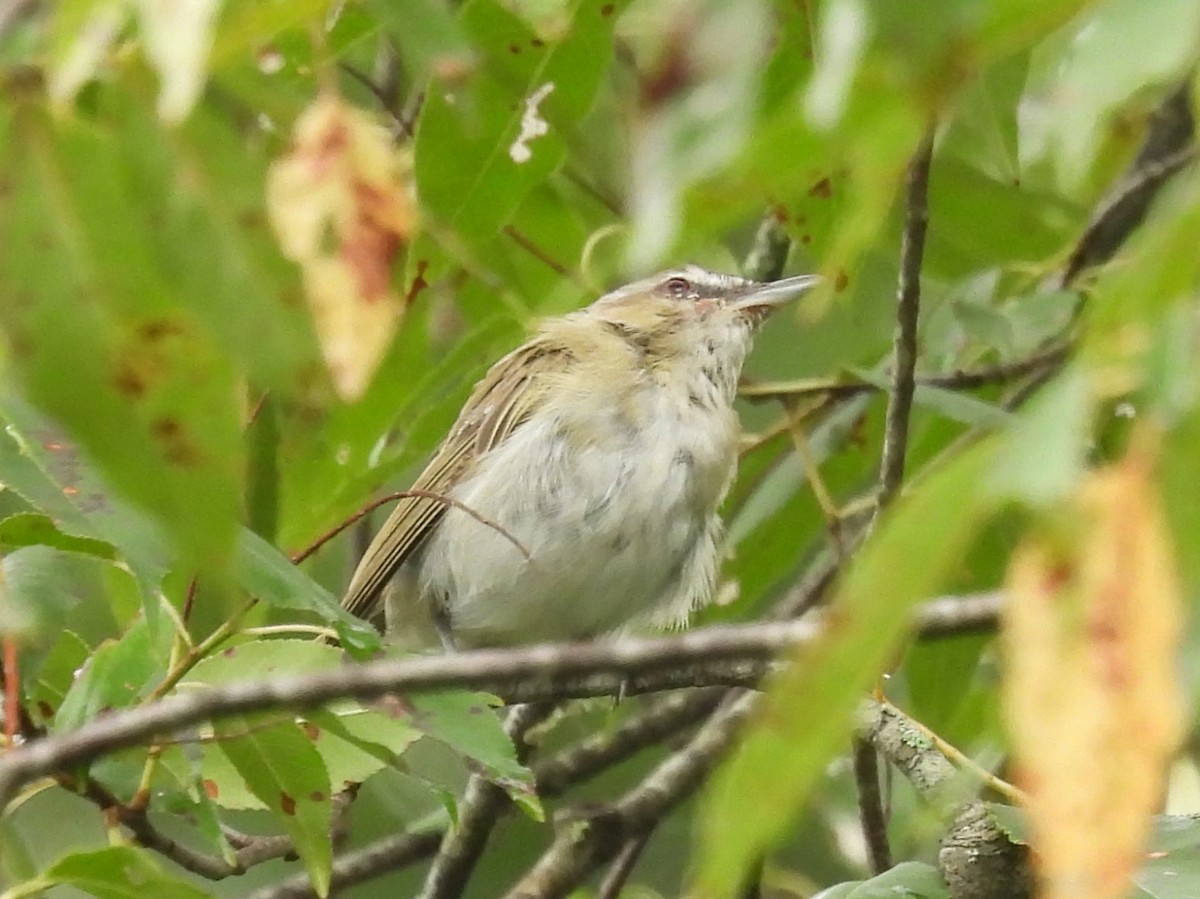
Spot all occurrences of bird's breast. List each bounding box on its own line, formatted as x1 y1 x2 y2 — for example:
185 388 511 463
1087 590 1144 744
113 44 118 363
408 372 739 644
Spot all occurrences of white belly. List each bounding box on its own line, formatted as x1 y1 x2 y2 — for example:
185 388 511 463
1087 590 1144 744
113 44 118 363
398 386 738 646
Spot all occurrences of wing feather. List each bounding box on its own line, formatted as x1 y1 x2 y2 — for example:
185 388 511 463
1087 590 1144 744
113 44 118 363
341 338 572 621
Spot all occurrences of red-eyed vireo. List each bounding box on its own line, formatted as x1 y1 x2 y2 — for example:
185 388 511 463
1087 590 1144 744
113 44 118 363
342 265 820 648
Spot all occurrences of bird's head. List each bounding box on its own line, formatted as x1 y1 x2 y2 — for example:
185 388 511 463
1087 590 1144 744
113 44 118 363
583 264 820 375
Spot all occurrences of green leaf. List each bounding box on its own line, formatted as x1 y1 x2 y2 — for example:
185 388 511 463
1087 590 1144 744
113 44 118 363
33 845 209 898
305 706 422 788
832 861 949 898
1043 0 1200 187
415 0 627 246
215 719 333 895
0 395 172 591
852 368 1014 429
694 440 998 895
367 0 474 86
183 638 418 789
0 546 88 640
0 512 117 560
53 615 171 733
0 97 241 583
182 636 341 685
987 364 1092 505
409 691 539 817
235 529 379 653
27 630 91 726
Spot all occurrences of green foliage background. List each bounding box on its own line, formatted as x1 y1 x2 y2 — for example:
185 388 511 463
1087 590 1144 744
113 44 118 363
0 0 1198 896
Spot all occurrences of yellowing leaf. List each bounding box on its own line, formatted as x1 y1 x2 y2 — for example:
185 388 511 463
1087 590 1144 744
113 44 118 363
1002 437 1184 899
267 94 416 400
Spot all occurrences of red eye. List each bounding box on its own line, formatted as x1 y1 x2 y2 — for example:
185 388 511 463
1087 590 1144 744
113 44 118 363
664 276 691 297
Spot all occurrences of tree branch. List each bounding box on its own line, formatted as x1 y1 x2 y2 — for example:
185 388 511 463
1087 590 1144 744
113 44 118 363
0 621 836 810
860 699 1032 899
506 689 761 898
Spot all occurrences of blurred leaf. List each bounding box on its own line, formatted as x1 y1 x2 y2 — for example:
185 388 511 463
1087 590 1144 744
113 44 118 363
695 439 998 894
135 0 221 122
47 1 129 110
0 546 88 641
811 861 949 898
853 368 1014 429
925 157 1080 275
0 395 172 592
0 513 117 560
988 365 1092 505
0 96 242 583
214 718 333 894
1003 438 1184 899
267 92 415 400
30 845 209 898
1042 0 1200 188
367 0 475 86
26 630 91 726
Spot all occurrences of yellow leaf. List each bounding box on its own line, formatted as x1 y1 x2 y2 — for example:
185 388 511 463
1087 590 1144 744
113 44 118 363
266 93 416 401
1003 436 1183 899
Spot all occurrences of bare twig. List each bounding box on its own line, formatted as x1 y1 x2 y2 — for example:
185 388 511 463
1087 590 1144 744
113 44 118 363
856 124 937 878
859 699 1032 899
853 735 892 873
246 595 1004 898
291 489 531 566
739 343 1072 401
1061 79 1196 287
877 128 935 508
248 830 444 899
597 833 653 899
507 690 761 898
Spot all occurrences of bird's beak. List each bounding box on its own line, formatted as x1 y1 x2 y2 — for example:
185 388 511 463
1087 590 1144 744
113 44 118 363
731 273 822 314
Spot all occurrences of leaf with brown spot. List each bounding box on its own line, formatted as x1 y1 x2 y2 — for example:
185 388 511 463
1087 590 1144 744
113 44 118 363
267 93 416 401
1003 435 1184 899
215 719 332 893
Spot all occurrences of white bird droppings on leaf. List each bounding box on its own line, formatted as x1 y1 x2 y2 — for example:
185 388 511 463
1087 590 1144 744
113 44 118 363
509 82 555 164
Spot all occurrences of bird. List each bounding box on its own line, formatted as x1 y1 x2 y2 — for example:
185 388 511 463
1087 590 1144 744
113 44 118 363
341 264 820 649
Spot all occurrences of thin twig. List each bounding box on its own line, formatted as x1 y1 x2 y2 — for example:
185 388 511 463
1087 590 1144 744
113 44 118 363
856 124 937 878
1061 79 1196 287
248 830 444 899
739 343 1071 400
506 690 761 898
597 833 653 899
852 735 892 873
291 489 531 566
503 225 584 285
877 128 935 509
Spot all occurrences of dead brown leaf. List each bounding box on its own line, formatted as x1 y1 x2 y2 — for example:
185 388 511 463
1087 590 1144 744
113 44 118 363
1003 436 1184 899
267 93 416 401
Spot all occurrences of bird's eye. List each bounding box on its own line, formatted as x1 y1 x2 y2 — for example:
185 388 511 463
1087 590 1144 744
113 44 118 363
664 276 692 297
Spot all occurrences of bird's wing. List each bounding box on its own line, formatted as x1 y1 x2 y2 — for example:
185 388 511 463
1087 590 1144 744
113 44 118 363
340 338 573 621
